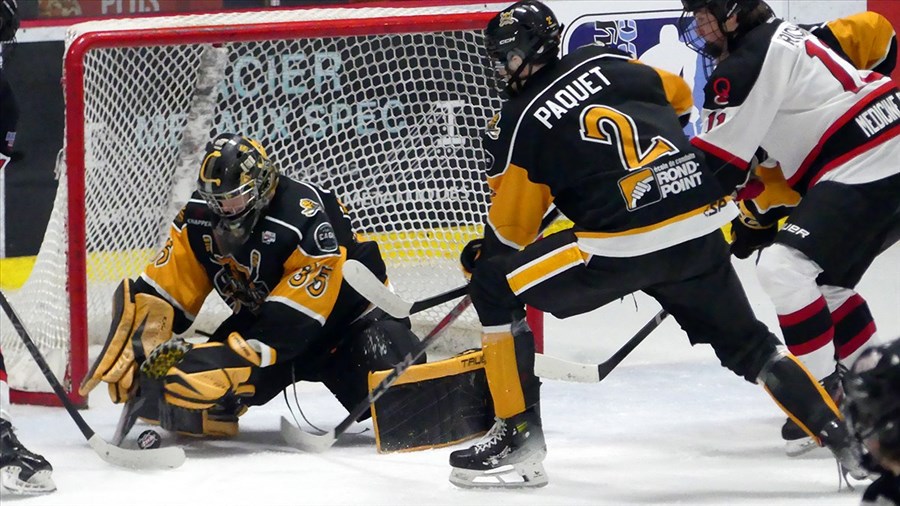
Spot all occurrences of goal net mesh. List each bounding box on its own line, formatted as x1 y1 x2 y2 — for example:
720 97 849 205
0 6 504 401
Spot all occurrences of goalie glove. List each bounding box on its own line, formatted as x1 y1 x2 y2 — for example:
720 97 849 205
460 238 483 280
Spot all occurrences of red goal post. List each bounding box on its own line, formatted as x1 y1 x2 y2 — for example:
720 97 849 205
1 3 547 407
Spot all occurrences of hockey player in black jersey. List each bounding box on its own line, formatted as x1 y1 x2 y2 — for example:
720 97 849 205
844 339 900 505
449 0 867 489
78 134 423 438
681 0 900 463
0 0 56 495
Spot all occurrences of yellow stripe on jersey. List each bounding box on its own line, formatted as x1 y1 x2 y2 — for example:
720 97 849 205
142 225 213 317
826 12 896 71
482 330 526 419
267 246 346 325
506 241 587 296
635 61 694 117
487 163 554 249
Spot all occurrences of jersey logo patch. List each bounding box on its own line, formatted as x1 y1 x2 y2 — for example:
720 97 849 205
618 169 662 211
486 113 502 140
262 231 276 244
712 78 731 106
299 198 322 217
314 223 339 253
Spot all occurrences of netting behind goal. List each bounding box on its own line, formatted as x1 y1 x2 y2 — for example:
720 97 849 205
0 4 518 406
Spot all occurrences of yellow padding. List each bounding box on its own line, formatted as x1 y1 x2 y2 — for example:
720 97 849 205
483 331 526 419
367 350 485 391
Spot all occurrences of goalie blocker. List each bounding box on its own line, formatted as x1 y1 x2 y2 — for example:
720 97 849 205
369 349 493 452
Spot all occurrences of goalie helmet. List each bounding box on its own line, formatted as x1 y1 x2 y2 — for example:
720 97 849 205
197 134 279 253
843 339 900 471
678 0 771 61
484 0 562 98
0 0 18 43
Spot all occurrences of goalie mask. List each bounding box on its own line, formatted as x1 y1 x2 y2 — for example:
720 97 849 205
678 0 771 66
0 0 18 42
198 134 278 254
843 339 900 472
484 0 562 98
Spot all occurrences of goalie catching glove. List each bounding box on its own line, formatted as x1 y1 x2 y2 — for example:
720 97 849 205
78 278 174 403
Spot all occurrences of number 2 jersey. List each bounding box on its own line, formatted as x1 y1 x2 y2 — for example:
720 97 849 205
481 43 736 259
135 177 386 364
692 17 900 195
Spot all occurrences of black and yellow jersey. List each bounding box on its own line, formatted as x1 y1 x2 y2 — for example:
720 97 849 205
136 177 385 363
481 43 735 259
803 11 897 77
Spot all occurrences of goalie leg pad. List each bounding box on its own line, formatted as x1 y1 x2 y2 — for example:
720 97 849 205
369 349 494 453
79 279 175 401
159 399 246 437
163 333 260 411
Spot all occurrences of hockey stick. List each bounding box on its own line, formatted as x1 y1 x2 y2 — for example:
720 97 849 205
280 295 473 452
342 259 467 318
0 290 185 469
533 309 669 382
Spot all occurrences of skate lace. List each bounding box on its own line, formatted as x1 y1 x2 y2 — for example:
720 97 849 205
474 418 507 453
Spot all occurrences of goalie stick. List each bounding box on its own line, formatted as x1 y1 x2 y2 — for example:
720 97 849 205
0 290 185 470
280 295 472 452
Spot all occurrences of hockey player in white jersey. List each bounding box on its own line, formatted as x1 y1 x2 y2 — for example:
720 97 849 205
722 9 897 456
680 0 900 461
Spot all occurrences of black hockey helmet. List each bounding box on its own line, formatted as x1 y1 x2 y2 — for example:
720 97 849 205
843 339 900 470
0 0 19 43
678 0 771 61
484 0 562 98
197 133 279 253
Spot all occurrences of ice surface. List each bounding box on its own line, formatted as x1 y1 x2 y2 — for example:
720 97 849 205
5 247 898 505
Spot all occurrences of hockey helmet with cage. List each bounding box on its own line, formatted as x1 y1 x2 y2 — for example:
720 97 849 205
678 0 771 61
484 0 562 98
0 0 19 43
197 134 279 253
843 339 900 471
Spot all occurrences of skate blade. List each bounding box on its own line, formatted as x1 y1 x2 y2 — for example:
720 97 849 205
449 460 548 489
0 468 56 495
784 437 820 457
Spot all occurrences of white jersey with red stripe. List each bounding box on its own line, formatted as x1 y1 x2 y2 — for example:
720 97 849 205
692 19 900 195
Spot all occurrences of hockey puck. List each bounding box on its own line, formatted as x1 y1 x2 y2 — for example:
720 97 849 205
137 429 162 450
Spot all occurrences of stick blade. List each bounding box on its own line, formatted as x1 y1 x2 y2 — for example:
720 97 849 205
279 416 336 453
88 434 185 470
342 259 412 318
534 354 600 383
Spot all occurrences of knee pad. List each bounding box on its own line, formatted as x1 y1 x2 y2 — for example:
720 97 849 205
756 244 823 310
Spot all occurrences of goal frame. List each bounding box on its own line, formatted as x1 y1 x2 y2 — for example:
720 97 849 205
13 11 501 408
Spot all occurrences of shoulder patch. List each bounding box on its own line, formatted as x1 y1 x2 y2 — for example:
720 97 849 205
486 113 502 140
299 198 322 217
314 223 338 253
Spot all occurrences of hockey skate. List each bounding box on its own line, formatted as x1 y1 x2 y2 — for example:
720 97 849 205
0 418 55 495
783 368 844 456
448 409 547 489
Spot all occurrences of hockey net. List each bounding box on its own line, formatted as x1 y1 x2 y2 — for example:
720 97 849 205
0 3 536 406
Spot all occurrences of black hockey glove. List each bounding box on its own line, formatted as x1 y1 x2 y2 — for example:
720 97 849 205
729 217 777 260
460 238 483 280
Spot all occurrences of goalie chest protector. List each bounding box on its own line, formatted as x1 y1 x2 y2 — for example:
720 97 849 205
368 349 493 453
